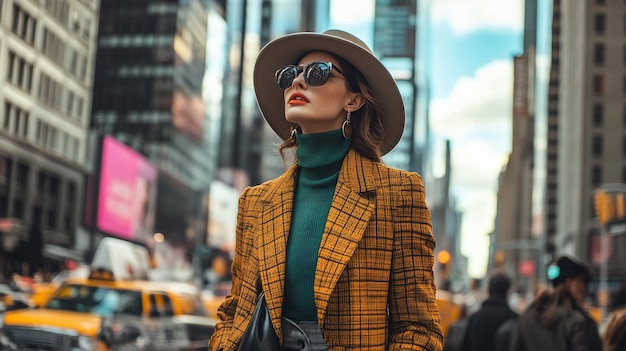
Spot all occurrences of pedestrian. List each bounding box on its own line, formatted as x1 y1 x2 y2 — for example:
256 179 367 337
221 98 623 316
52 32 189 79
209 29 443 350
463 271 518 351
510 255 602 351
464 278 485 315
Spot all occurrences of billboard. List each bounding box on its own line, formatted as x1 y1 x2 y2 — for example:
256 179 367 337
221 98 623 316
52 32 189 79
172 90 205 144
97 136 158 242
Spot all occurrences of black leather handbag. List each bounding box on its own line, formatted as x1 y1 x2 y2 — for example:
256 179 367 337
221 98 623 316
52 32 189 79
237 291 280 351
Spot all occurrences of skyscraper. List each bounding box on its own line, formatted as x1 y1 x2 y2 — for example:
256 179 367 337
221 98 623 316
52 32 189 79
548 0 626 281
92 0 213 251
0 0 100 276
373 0 422 173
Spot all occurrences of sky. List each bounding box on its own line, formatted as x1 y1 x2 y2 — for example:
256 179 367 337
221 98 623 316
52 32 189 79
429 0 524 277
331 0 526 278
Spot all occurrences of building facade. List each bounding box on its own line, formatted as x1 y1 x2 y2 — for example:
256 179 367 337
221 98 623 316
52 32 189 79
91 0 213 258
0 0 100 277
373 0 422 173
550 0 626 285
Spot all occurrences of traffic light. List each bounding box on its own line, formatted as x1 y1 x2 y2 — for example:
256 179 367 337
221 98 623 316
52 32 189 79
437 250 451 278
616 193 626 220
594 190 614 225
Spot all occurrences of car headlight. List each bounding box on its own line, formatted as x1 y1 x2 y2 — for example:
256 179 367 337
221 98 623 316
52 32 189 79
77 336 94 351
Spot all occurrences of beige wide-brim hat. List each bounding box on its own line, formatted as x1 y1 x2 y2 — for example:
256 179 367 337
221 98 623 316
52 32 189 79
253 29 405 156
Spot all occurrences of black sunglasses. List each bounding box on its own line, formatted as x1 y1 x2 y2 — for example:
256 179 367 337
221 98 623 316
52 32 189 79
275 61 345 89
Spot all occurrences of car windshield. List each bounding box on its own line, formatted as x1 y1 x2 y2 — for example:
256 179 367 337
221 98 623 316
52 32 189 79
46 284 142 317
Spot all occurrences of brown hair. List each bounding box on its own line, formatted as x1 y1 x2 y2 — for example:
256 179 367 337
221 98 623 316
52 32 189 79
278 53 385 163
528 285 581 328
603 308 626 351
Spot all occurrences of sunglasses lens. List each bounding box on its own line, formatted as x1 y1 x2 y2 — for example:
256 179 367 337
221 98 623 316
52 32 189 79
276 65 297 89
305 62 331 86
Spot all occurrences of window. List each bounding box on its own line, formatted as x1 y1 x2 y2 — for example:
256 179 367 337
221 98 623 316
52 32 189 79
41 27 66 66
76 97 84 120
44 0 69 23
6 51 33 92
592 165 602 186
593 74 605 95
65 91 74 116
37 171 46 195
3 103 10 131
3 101 30 138
594 43 605 65
548 121 558 132
595 13 606 35
15 163 28 193
592 135 603 157
13 200 24 219
49 176 59 200
67 182 76 204
72 138 79 162
66 49 78 75
548 93 558 103
62 133 69 157
593 103 603 126
64 213 72 231
11 4 37 44
47 209 56 228
38 73 63 110
47 285 143 317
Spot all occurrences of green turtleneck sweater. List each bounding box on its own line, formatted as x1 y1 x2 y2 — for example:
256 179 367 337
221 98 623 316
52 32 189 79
282 128 350 322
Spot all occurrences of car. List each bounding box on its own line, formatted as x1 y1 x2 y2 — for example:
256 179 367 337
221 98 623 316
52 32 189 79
0 269 216 351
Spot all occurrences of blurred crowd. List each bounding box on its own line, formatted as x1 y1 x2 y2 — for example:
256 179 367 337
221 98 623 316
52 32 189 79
444 255 626 351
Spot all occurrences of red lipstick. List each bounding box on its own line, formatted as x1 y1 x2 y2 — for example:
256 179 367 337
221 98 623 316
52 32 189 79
288 92 309 105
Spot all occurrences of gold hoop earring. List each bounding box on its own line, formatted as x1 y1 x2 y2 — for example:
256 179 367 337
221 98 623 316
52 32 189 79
342 111 352 139
290 125 300 139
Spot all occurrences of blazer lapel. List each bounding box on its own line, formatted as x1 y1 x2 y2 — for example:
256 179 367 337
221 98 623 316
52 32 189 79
256 164 297 336
314 150 377 326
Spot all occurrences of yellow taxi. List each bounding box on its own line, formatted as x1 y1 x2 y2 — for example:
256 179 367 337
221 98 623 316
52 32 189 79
436 289 465 337
0 269 216 351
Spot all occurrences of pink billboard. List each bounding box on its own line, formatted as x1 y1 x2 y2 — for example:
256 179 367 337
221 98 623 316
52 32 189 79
97 136 158 242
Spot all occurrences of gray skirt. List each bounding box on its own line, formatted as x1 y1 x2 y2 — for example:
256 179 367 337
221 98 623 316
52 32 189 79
282 318 327 351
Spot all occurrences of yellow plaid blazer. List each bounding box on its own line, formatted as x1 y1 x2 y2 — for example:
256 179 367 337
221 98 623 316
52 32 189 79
209 149 443 351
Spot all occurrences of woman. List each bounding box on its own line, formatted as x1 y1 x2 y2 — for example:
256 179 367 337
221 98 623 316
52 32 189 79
510 256 602 351
209 29 443 351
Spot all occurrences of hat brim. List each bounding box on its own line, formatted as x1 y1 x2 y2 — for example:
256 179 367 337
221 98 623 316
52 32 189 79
253 31 405 156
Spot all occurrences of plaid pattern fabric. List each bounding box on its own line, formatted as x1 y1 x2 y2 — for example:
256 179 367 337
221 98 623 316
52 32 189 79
209 149 443 351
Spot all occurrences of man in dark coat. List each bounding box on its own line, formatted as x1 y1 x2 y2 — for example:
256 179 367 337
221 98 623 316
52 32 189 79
463 271 518 351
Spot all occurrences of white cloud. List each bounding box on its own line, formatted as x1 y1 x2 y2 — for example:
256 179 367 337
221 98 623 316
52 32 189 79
330 0 374 25
432 59 513 140
329 0 375 46
431 59 514 277
431 0 524 35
